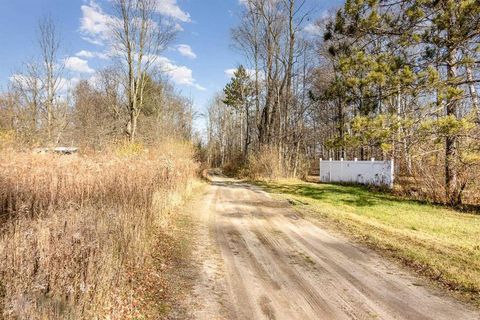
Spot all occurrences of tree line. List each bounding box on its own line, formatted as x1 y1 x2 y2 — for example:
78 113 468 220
0 0 194 151
206 0 480 206
208 0 314 178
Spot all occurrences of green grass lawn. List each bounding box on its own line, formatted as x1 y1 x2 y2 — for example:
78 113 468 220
255 180 480 304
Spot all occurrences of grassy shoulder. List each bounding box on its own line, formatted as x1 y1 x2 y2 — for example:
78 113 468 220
254 179 480 304
133 180 207 319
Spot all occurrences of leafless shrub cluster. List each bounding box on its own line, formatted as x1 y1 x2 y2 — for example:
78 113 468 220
242 145 311 181
0 142 198 319
395 151 480 207
243 146 285 180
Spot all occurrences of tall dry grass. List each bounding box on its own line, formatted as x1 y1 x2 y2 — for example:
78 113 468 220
243 146 310 181
0 141 198 319
244 147 285 180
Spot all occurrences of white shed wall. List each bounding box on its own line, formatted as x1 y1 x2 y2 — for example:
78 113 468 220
320 159 394 188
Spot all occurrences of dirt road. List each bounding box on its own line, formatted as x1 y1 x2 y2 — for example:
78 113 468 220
189 174 479 320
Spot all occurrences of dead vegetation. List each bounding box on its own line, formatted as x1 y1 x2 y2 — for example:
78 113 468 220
225 146 310 181
0 141 198 319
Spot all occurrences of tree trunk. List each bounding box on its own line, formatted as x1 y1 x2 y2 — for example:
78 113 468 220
128 110 138 143
465 65 480 123
445 49 459 205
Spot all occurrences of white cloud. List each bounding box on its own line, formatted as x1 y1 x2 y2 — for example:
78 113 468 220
86 73 103 88
9 74 31 87
176 44 196 59
100 51 204 90
173 22 184 31
156 0 191 22
79 2 113 45
304 23 322 36
76 50 95 58
76 2 201 89
225 68 237 77
156 56 205 90
64 57 95 74
239 0 280 7
76 50 109 60
79 0 189 46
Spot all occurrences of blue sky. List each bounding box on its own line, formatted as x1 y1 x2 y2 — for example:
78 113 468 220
0 0 343 132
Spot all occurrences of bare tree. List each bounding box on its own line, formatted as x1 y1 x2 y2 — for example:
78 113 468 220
225 0 313 176
110 0 176 142
10 17 65 145
11 62 42 140
38 16 64 144
98 67 125 137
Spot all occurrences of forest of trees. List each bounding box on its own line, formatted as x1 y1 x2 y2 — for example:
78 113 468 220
0 0 193 151
206 0 480 206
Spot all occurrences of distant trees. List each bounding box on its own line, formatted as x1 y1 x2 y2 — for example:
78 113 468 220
207 0 480 205
70 73 193 149
208 0 314 177
138 74 194 142
38 17 64 144
72 80 113 148
223 66 255 158
207 95 236 167
9 17 66 146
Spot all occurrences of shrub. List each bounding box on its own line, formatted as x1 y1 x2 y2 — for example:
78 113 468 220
245 146 284 180
0 130 17 151
222 154 246 177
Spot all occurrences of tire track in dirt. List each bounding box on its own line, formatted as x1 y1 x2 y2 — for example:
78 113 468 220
274 215 477 320
213 183 298 319
190 174 480 320
245 190 377 319
225 194 332 318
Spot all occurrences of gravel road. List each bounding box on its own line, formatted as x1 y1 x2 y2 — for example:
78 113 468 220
189 173 479 320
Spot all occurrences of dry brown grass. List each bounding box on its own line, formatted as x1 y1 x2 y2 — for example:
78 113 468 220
242 146 310 181
244 146 285 180
0 141 198 319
